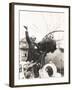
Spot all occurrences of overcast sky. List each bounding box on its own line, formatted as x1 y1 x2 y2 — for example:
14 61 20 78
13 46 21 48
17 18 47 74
20 11 65 43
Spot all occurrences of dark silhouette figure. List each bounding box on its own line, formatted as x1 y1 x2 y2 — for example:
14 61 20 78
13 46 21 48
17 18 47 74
24 25 56 78
25 26 40 63
46 66 53 77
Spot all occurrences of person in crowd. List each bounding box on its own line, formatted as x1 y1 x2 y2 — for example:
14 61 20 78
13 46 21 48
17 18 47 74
24 26 41 78
45 48 64 76
37 34 56 67
24 26 40 63
39 61 61 78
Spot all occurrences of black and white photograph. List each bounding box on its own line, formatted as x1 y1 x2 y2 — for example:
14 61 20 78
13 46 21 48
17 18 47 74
19 11 64 79
9 3 70 87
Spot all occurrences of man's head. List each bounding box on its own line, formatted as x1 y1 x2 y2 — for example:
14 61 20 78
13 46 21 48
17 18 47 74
23 62 36 79
45 66 53 77
30 36 36 42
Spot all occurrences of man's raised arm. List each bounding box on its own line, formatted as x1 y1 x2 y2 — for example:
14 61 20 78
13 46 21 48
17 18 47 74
24 26 31 44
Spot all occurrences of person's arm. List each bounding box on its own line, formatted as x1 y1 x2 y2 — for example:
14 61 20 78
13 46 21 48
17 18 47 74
25 31 31 44
24 26 31 44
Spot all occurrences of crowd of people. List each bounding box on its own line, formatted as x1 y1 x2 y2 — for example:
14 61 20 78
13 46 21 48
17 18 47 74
22 26 64 79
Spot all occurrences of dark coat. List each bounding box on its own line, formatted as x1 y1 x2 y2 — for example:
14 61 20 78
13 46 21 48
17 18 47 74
25 31 40 62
